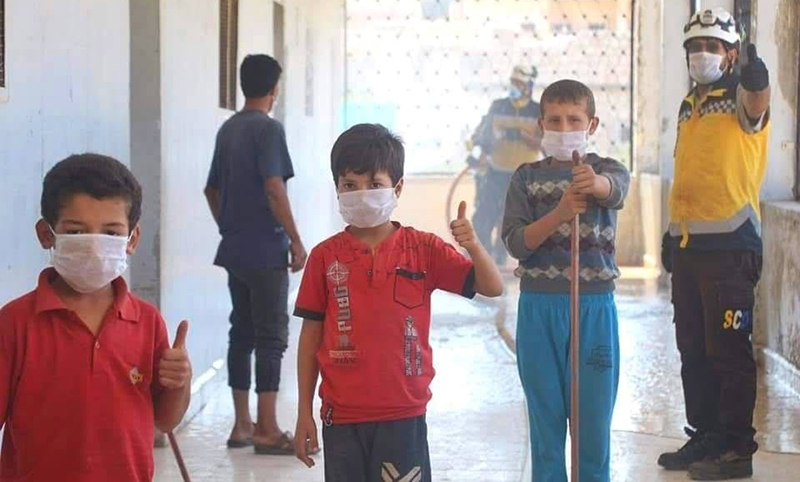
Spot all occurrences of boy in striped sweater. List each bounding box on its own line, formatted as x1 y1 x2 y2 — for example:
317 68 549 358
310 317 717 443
502 79 630 482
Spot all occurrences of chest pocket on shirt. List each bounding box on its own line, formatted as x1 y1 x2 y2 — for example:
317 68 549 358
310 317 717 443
394 268 426 309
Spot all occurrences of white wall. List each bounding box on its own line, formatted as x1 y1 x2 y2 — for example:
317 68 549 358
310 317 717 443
157 0 345 404
658 0 692 181
280 0 346 251
158 0 231 393
699 0 734 12
0 0 130 303
753 0 797 201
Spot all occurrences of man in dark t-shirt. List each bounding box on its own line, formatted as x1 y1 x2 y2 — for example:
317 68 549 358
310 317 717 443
205 54 307 455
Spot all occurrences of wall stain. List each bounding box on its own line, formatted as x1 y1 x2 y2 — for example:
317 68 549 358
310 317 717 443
774 0 799 112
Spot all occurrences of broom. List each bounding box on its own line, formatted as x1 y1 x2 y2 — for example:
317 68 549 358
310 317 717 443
570 150 582 481
168 431 191 481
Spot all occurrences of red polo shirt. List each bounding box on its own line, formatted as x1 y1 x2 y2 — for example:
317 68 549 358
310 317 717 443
294 224 475 425
0 268 169 482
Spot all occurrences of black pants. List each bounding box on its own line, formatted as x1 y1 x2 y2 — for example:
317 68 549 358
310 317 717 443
226 268 289 393
671 249 761 452
322 415 431 482
473 168 513 264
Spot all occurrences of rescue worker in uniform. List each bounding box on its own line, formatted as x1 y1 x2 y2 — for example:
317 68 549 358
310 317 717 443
658 8 771 480
469 66 542 266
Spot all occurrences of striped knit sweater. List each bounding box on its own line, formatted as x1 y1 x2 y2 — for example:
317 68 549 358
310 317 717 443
502 153 631 293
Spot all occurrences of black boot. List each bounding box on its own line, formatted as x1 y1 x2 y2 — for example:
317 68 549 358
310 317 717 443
658 427 708 470
688 439 757 480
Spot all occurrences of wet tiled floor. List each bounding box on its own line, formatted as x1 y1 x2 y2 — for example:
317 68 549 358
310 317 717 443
155 274 800 481
501 273 800 454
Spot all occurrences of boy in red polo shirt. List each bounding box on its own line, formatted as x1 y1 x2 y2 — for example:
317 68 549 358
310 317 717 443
293 124 504 481
0 154 192 482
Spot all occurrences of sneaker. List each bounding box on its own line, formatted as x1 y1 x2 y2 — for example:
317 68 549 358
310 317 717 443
688 450 753 480
657 427 708 470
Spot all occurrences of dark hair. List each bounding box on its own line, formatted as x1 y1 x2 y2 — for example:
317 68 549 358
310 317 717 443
330 124 405 186
540 79 597 118
41 153 143 230
240 54 282 98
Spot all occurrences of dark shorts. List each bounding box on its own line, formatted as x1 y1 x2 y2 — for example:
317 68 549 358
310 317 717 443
225 267 289 393
322 415 431 482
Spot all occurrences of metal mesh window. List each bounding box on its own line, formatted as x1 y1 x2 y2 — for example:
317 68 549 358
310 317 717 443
1 0 6 89
220 0 239 110
345 0 634 175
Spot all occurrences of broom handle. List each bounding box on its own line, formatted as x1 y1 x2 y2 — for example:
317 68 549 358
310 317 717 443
168 431 192 482
570 152 582 481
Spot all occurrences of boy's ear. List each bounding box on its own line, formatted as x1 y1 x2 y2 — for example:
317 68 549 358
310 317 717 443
126 225 141 255
538 118 545 132
588 117 600 136
35 219 55 249
394 178 404 199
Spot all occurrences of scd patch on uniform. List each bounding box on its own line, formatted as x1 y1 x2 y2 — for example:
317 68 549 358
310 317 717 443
723 308 753 332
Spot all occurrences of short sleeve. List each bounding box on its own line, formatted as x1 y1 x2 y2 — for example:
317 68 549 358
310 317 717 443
150 312 171 398
206 135 222 190
293 248 328 321
257 123 295 182
0 307 16 428
428 236 475 299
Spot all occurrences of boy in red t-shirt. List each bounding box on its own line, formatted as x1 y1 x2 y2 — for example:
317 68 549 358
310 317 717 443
0 154 192 482
292 124 504 481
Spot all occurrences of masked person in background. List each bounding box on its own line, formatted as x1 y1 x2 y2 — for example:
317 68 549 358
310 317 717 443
658 8 771 481
468 65 542 266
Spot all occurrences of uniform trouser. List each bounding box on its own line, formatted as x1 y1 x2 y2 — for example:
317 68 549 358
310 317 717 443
473 168 513 263
517 292 619 482
226 267 289 393
671 249 761 453
322 415 431 482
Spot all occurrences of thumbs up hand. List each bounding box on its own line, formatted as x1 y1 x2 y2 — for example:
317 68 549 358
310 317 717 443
450 201 479 252
741 44 769 92
159 320 192 390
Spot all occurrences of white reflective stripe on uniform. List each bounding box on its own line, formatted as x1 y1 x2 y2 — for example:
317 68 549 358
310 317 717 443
669 203 761 237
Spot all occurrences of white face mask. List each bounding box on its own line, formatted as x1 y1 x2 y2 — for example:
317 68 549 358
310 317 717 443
688 52 725 85
541 129 589 161
338 187 398 228
49 228 130 293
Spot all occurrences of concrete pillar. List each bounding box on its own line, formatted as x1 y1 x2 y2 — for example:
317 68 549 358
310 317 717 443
129 0 163 307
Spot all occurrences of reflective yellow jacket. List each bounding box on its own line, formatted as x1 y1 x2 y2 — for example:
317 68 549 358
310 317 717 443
669 74 770 248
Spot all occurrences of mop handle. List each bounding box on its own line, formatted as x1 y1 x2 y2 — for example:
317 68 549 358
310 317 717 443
570 151 582 482
168 431 192 482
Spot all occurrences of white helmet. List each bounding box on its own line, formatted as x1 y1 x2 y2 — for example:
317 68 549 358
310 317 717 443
683 7 740 46
510 65 537 85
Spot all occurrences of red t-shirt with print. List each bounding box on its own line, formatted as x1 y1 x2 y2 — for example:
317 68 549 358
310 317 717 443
294 224 475 425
